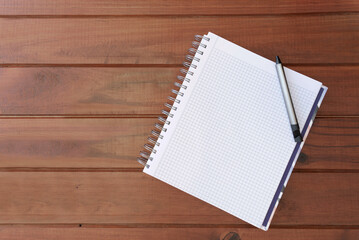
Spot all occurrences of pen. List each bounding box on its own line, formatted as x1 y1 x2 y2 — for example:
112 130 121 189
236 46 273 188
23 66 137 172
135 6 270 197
275 56 303 142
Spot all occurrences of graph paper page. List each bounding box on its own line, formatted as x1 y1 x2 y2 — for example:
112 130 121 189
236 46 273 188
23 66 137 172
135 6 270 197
144 33 322 229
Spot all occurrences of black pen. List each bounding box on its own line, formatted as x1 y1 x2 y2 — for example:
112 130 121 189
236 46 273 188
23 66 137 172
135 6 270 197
275 56 303 142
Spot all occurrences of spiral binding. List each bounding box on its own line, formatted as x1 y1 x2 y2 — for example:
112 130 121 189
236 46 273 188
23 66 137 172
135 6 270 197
137 34 210 168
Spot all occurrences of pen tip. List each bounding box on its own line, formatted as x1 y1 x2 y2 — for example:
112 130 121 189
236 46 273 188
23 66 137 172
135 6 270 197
276 56 281 64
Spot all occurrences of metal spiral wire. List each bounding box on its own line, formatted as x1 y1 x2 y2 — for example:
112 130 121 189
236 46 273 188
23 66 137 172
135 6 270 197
137 34 210 168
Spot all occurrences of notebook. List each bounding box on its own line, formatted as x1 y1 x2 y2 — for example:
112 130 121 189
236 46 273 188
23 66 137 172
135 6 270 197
138 32 327 230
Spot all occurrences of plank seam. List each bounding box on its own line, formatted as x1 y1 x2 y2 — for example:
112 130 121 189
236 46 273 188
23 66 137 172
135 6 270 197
0 168 358 173
0 223 358 229
1 63 359 68
0 115 357 119
0 12 358 18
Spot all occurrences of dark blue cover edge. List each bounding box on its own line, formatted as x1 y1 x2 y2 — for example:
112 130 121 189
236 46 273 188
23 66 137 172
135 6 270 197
262 87 325 228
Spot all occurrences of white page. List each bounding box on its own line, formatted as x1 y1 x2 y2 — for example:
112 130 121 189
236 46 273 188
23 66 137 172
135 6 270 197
144 32 322 229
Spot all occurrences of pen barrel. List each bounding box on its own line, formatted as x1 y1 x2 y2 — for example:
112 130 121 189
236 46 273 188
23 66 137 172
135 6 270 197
275 63 298 125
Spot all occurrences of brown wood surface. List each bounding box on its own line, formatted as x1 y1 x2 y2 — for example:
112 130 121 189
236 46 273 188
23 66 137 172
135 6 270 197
0 0 357 239
0 172 358 225
0 118 357 170
0 66 358 116
0 228 358 240
0 15 358 65
0 0 358 15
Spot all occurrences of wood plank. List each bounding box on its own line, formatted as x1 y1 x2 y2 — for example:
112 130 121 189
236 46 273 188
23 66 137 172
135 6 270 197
0 118 357 170
0 227 358 240
0 0 359 16
0 118 152 169
0 172 357 225
0 15 358 64
301 118 359 170
0 66 357 116
0 67 173 115
0 0 358 15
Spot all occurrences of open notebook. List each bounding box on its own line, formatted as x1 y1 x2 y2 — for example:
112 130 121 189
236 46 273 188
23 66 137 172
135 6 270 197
138 32 327 230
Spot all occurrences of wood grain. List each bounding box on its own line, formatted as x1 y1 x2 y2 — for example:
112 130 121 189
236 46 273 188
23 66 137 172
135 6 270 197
0 0 358 15
0 0 357 238
0 67 173 115
0 66 357 116
0 118 152 169
0 15 358 65
0 227 358 240
0 172 357 225
0 118 357 170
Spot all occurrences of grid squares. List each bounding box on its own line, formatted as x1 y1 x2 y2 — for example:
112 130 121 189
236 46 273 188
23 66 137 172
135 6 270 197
153 47 318 228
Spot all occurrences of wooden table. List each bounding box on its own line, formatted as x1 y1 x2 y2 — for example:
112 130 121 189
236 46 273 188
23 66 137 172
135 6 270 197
0 1 358 239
